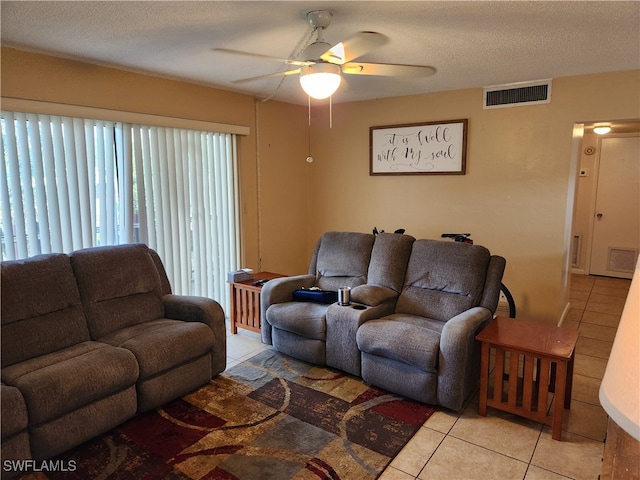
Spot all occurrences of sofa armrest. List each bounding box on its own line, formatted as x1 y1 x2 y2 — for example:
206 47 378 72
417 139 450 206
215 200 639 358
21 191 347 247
351 284 398 307
260 274 315 344
437 306 492 411
261 274 316 305
162 294 226 376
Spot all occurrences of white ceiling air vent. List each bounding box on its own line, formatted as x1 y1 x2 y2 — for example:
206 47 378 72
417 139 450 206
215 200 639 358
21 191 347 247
483 79 552 109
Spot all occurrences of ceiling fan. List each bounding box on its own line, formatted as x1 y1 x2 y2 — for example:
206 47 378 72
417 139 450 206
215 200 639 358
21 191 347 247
215 10 437 100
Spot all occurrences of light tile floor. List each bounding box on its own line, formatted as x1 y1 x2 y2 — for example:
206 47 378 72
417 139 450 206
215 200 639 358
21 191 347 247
224 274 632 480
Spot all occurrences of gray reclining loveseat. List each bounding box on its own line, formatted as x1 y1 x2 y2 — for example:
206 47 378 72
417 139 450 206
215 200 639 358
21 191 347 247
1 243 226 476
261 231 505 411
357 238 505 411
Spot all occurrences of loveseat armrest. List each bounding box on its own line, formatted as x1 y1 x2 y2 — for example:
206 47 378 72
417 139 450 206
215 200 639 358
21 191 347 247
260 274 315 344
351 284 399 307
162 294 226 376
437 306 492 411
326 302 396 376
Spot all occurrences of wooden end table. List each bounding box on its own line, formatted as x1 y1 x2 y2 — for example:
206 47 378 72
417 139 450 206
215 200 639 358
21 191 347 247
228 272 285 335
476 316 579 441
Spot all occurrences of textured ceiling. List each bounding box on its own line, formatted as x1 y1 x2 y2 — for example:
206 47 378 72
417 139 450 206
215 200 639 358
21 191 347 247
1 1 639 106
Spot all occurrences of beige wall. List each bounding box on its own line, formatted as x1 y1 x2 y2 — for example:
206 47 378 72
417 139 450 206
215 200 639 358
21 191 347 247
253 100 310 275
289 70 640 324
3 47 639 324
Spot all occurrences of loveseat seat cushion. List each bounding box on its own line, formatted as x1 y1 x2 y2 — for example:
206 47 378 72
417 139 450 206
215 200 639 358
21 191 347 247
1 254 90 367
1 341 138 425
356 315 442 372
98 319 214 379
266 302 328 340
396 240 491 322
70 243 165 339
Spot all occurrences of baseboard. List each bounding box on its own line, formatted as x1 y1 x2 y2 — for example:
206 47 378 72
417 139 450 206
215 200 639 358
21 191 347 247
558 301 571 327
571 267 586 275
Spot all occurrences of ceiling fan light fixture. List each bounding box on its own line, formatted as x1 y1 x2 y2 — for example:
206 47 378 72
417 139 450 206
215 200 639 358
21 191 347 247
300 63 341 99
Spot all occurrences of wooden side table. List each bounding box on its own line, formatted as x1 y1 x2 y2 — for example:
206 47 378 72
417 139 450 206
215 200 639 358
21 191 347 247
476 316 579 441
228 272 285 335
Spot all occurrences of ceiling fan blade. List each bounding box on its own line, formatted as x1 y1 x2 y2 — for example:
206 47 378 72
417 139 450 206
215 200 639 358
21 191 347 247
214 48 309 66
342 62 436 77
232 68 301 84
321 31 388 64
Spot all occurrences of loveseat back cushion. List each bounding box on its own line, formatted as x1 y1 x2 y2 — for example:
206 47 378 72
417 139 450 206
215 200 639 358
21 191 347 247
479 255 507 313
396 240 491 322
1 254 90 367
310 232 375 291
367 233 415 292
149 249 172 295
70 243 165 339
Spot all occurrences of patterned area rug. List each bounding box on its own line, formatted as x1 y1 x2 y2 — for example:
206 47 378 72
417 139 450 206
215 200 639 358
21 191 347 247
20 350 434 480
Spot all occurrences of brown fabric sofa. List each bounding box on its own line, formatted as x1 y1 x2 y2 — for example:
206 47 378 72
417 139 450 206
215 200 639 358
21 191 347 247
1 243 226 477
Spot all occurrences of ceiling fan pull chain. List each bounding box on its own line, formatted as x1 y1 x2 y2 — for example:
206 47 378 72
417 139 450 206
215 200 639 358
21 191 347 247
330 95 333 129
307 115 312 160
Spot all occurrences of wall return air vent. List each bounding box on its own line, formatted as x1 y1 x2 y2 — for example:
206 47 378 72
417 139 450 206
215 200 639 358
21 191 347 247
483 79 552 109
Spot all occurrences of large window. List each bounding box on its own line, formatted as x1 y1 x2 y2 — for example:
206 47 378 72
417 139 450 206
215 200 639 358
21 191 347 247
1 111 240 310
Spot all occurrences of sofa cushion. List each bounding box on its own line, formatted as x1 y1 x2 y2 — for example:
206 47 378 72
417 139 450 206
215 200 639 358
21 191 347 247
356 315 442 372
367 233 415 292
313 232 374 291
266 302 328 340
396 240 491 322
1 341 138 425
30 387 137 461
71 243 165 338
1 383 28 440
98 319 214 379
1 254 90 367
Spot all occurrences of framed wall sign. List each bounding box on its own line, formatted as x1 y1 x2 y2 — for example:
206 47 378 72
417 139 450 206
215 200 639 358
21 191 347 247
370 119 468 175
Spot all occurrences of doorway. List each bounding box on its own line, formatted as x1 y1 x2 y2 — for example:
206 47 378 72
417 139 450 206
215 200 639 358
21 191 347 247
571 121 640 280
589 135 639 279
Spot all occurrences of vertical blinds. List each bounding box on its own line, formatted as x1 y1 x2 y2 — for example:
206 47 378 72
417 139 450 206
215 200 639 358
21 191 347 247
0 111 240 310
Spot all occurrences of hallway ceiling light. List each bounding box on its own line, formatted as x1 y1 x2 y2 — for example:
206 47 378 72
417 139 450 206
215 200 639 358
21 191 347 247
593 125 612 135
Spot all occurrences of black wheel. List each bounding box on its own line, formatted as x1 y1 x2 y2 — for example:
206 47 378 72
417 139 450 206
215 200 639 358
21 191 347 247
500 283 516 318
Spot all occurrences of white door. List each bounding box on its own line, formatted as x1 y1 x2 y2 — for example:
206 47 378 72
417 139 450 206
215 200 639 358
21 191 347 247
589 135 640 279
